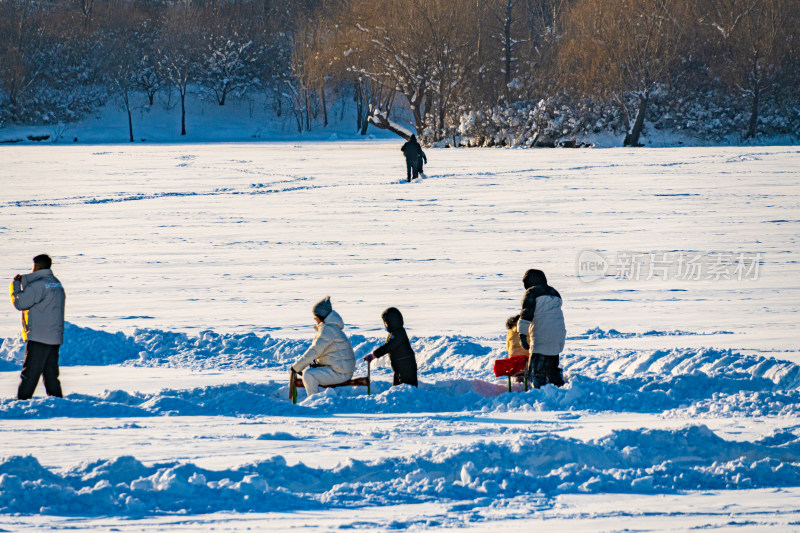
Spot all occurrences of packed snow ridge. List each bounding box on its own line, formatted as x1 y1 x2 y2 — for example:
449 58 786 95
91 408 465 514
0 323 798 419
1 425 799 515
1 323 795 384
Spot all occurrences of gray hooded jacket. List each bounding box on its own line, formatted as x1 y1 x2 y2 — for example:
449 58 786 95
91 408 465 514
9 269 66 345
292 310 356 376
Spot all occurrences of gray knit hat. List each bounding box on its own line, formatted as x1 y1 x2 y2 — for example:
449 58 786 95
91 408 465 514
312 296 332 319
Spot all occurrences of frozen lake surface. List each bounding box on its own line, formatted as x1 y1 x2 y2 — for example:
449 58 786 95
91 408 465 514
0 143 798 530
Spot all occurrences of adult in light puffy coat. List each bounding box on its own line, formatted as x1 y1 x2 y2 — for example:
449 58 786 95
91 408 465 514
9 254 66 400
517 269 566 388
290 296 356 396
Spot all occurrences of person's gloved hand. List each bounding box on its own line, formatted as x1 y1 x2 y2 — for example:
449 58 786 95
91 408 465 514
290 366 301 378
520 334 530 351
364 353 376 363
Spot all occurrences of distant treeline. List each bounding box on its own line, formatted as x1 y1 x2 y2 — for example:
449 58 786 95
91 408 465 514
1 0 798 145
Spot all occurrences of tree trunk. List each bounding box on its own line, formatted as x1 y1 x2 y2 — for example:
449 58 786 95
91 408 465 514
9 92 19 122
357 83 370 135
311 90 318 119
293 109 302 133
127 106 134 142
747 84 759 139
124 85 133 142
411 103 424 135
354 83 362 131
746 50 760 139
423 92 432 122
304 90 310 131
360 111 369 135
624 94 648 147
321 87 328 127
180 87 186 136
368 111 410 140
504 0 513 90
438 101 446 138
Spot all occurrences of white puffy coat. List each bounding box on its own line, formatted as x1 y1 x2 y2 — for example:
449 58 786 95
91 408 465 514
292 310 356 376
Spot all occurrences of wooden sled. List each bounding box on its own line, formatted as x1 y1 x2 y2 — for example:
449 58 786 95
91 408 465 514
290 361 371 404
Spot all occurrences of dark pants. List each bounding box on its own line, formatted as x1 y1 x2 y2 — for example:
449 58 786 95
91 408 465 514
18 341 63 400
529 353 564 389
406 160 419 182
393 372 418 387
391 357 418 387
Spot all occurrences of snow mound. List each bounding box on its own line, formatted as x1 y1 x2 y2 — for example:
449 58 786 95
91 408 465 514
569 327 734 340
2 368 799 420
565 348 800 390
2 324 799 419
1 425 799 515
1 324 795 385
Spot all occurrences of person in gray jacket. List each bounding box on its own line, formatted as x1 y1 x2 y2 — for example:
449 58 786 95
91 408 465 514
9 254 66 400
290 296 356 396
517 268 566 388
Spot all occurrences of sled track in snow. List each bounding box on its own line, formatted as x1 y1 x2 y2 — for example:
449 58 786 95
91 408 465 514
0 177 323 208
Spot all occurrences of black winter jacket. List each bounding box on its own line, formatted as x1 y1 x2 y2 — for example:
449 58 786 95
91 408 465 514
401 137 423 164
373 307 417 385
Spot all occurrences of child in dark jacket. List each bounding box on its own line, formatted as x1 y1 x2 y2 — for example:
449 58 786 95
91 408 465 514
364 307 418 386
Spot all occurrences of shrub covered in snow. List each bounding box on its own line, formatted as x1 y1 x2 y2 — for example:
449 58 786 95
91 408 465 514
436 96 624 148
435 87 799 148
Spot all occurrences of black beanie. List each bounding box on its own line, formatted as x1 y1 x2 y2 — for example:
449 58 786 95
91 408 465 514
523 269 547 289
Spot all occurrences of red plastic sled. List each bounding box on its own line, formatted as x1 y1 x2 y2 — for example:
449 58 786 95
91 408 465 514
493 355 528 377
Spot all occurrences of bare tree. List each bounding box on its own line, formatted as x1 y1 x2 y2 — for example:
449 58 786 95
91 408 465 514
559 0 689 146
702 0 794 138
134 19 163 107
104 29 138 142
0 0 44 122
326 0 480 138
161 3 201 136
496 0 518 96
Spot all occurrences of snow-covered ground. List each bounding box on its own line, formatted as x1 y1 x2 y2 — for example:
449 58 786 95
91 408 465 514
0 144 798 531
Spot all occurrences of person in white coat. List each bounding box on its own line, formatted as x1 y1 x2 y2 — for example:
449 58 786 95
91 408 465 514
517 269 566 388
290 296 356 396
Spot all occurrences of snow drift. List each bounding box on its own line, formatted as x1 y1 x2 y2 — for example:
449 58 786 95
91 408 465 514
1 323 799 419
1 371 798 420
1 323 797 387
1 425 799 516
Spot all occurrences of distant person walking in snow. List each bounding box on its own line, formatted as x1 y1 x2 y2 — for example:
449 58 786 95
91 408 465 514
364 307 418 387
401 134 425 182
290 297 356 397
9 254 66 400
518 269 566 388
